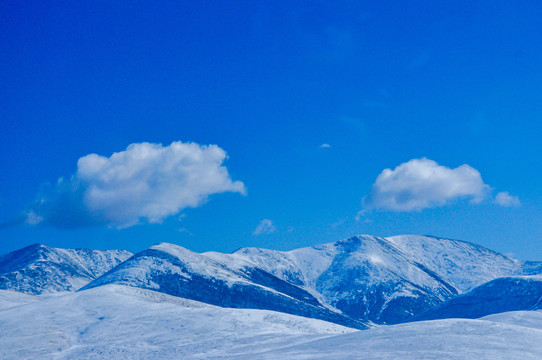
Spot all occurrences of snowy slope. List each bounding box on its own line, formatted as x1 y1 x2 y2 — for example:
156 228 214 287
0 289 38 311
482 309 542 330
413 275 542 321
234 314 542 360
236 235 529 324
0 243 132 294
386 235 525 291
0 285 354 359
1 285 541 360
83 243 367 329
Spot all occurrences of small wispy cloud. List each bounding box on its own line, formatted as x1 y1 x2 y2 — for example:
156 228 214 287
178 228 195 236
22 141 246 229
360 158 519 214
320 143 332 148
253 219 276 236
494 192 521 207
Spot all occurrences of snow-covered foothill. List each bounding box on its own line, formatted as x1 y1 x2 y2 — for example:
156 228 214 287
0 285 354 359
235 314 542 360
1 285 541 359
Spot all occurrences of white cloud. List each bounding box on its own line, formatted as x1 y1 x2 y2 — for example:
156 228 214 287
363 158 491 212
494 191 521 207
320 143 332 148
26 141 246 228
24 210 43 225
177 228 195 236
253 219 276 235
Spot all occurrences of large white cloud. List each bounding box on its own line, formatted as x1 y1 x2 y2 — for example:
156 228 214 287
26 141 246 228
362 158 517 212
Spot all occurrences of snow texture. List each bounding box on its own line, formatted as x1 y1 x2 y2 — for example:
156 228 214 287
1 285 541 359
0 285 353 359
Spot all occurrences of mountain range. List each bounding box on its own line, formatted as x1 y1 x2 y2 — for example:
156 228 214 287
1 234 541 325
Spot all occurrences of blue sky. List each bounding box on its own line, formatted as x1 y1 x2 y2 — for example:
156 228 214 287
1 1 541 259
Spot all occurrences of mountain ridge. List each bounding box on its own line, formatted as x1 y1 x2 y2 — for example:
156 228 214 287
2 234 541 326
0 243 133 294
413 275 542 321
80 234 540 325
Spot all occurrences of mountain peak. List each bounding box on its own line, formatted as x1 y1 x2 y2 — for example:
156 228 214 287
0 244 132 294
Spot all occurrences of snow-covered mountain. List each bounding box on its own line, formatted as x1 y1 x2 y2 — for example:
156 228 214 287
232 235 531 324
2 234 542 358
81 235 539 325
0 243 133 294
2 235 541 326
413 275 542 321
82 243 367 329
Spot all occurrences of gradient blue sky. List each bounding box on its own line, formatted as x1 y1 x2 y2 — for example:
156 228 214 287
1 1 541 259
